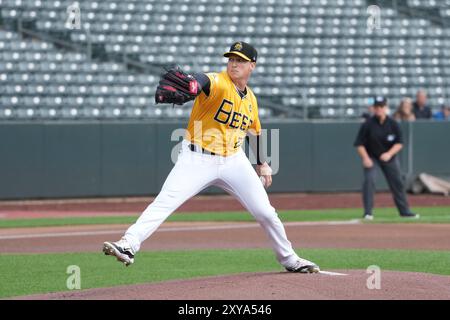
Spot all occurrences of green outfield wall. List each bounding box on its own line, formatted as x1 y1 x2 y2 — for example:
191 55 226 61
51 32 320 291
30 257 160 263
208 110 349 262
1 120 449 199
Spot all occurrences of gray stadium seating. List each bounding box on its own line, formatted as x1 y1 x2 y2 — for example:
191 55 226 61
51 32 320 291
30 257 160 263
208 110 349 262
0 0 449 120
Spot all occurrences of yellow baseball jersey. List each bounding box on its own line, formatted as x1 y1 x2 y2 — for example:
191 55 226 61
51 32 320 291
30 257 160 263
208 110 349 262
185 70 261 156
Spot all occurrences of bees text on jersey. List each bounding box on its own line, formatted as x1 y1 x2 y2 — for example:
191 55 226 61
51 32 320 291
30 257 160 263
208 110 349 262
186 70 261 156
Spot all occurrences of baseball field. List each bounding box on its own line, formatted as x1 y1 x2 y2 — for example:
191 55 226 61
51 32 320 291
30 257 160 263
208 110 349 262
1 192 450 300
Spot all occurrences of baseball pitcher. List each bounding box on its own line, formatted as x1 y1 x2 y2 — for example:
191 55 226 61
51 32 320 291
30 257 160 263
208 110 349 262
103 41 320 273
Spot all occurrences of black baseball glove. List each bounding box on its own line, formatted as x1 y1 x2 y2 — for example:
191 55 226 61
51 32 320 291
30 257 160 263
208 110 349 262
155 66 201 105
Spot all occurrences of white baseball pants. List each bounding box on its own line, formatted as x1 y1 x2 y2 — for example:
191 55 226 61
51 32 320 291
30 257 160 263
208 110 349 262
124 140 299 268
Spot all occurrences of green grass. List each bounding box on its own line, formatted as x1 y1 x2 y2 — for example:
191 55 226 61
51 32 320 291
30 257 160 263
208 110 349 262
1 248 449 298
1 207 450 228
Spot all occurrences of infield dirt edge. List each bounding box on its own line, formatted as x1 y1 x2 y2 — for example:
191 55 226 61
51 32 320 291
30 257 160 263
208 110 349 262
12 270 450 300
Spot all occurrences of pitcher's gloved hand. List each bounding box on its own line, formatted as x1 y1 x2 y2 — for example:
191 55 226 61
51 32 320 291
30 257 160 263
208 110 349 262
155 66 201 105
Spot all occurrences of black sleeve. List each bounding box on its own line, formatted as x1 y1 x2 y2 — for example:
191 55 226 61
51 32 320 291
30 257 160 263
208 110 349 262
256 135 265 165
247 133 266 165
354 122 368 147
193 73 211 97
393 121 403 144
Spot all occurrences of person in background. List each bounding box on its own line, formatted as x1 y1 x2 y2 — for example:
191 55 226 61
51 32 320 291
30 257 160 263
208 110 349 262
433 104 450 121
413 90 432 119
393 98 416 122
354 96 419 220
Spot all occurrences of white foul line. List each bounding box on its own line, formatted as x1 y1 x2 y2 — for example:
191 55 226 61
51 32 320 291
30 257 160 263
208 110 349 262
319 271 348 276
0 229 123 240
0 220 360 240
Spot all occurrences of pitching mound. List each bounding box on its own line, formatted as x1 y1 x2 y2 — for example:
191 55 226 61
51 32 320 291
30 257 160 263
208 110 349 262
16 270 450 300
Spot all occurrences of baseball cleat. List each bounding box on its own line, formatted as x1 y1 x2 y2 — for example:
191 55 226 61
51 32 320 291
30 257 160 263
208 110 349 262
285 257 320 274
363 214 374 221
103 238 135 266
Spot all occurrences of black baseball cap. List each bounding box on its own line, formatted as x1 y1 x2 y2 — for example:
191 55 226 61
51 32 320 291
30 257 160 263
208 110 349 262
373 96 388 107
224 41 257 62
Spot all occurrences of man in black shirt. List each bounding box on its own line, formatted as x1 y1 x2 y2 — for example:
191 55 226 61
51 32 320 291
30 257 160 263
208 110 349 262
413 90 432 119
354 96 419 219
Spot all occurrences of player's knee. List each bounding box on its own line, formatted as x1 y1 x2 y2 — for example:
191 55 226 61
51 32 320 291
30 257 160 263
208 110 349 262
253 205 277 223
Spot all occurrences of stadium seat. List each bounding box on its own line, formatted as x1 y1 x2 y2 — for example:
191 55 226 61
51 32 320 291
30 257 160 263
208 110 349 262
0 0 449 120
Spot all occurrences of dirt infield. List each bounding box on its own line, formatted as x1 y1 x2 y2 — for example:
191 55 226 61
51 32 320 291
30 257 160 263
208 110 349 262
16 270 450 300
3 220 450 300
2 193 449 300
2 222 450 253
1 192 449 219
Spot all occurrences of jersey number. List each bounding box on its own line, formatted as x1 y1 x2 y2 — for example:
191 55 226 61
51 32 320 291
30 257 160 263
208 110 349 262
234 137 244 149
